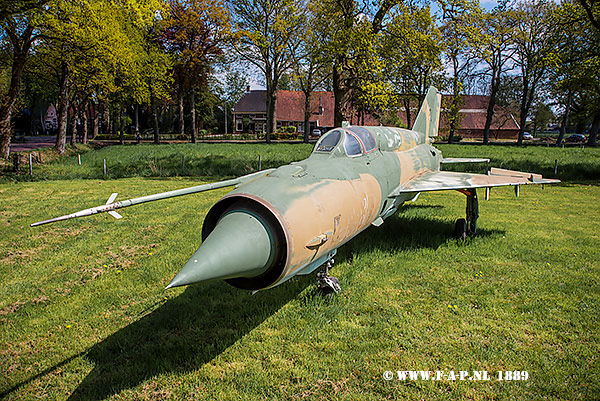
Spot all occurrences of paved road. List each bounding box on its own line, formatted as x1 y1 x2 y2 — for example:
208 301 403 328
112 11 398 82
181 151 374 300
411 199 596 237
10 136 56 153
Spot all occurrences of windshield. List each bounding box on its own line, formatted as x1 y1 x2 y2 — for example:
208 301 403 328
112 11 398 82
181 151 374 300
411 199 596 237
344 133 363 156
315 130 342 152
347 127 377 152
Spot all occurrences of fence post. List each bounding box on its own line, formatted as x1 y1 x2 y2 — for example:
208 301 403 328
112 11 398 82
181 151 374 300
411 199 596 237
103 159 107 177
182 155 185 174
554 159 558 176
258 154 262 171
29 153 33 175
78 154 81 165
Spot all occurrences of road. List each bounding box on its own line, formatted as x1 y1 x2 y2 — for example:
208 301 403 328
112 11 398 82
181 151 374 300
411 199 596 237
10 136 56 153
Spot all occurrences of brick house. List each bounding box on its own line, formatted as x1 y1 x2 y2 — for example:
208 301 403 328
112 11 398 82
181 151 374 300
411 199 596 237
233 89 520 139
232 90 334 135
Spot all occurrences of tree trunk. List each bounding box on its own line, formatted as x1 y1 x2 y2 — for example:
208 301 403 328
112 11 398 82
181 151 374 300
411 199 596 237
303 90 311 143
102 101 110 135
55 62 69 154
134 103 140 144
151 93 160 144
517 76 532 146
0 24 33 159
587 111 599 147
264 63 277 144
333 62 345 128
118 107 124 145
0 108 13 158
557 91 572 146
265 89 277 143
190 89 196 143
92 101 99 139
483 73 499 145
178 86 185 139
69 104 77 146
82 101 89 145
403 97 412 129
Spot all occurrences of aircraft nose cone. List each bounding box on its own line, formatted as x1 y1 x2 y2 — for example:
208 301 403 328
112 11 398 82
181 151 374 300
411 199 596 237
166 211 275 289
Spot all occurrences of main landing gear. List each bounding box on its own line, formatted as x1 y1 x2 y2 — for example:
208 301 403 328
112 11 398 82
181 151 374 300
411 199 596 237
454 188 479 241
316 257 341 297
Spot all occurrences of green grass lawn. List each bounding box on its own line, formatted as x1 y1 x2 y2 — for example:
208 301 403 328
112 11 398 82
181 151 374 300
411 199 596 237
1 143 599 400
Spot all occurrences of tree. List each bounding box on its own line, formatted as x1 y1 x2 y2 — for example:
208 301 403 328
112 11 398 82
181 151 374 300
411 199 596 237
27 0 166 153
468 3 516 144
383 4 443 128
439 0 482 142
549 0 600 146
530 100 553 135
312 0 400 127
289 5 330 142
160 0 230 143
0 12 37 158
0 0 50 21
230 0 305 143
510 0 555 145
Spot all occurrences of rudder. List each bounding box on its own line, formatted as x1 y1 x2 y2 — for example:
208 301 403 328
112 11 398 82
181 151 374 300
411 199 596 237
412 86 442 142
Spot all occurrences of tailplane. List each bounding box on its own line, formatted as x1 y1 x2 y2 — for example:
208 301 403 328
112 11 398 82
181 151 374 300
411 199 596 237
412 86 442 142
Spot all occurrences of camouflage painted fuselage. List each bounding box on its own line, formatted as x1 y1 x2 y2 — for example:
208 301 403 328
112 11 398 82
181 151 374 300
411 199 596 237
202 126 442 290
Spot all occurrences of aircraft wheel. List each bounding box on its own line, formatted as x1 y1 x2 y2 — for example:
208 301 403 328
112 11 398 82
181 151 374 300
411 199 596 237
319 276 340 298
454 218 467 241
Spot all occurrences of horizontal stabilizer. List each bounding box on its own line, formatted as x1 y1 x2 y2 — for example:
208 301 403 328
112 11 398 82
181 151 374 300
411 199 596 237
389 168 559 196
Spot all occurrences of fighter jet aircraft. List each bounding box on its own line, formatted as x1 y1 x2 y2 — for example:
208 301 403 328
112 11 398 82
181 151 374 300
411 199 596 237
32 87 559 295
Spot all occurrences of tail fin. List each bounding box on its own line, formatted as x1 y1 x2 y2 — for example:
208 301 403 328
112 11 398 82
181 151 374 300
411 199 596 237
412 86 442 142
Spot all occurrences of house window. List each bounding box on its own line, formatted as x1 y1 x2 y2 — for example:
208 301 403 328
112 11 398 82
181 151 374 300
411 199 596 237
236 119 243 132
298 122 304 133
277 121 282 129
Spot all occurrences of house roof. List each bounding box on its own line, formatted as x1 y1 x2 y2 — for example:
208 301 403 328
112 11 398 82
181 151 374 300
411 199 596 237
234 90 335 127
234 90 267 113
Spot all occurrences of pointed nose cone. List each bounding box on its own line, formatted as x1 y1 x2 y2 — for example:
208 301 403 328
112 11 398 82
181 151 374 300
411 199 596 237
166 211 275 288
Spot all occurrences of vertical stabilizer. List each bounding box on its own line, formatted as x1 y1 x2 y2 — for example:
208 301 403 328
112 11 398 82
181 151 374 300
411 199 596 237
412 87 442 142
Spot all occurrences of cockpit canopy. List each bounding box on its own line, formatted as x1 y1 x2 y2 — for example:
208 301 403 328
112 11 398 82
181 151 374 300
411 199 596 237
314 127 378 157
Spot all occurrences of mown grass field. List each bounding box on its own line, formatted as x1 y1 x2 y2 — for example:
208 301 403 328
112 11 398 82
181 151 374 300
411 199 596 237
1 143 599 400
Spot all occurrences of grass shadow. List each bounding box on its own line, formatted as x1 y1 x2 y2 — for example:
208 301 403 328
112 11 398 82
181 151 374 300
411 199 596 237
66 279 309 400
337 204 504 264
36 207 499 400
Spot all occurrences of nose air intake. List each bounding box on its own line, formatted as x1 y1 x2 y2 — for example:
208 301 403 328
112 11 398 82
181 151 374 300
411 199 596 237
167 198 287 291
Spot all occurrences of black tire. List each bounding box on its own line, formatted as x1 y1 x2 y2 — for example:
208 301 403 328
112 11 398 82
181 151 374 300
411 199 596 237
454 218 467 241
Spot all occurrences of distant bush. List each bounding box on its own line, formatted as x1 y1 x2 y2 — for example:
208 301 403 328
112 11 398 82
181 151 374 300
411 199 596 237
276 126 297 134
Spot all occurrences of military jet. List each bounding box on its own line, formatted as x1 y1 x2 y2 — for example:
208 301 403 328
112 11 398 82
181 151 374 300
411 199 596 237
32 87 559 295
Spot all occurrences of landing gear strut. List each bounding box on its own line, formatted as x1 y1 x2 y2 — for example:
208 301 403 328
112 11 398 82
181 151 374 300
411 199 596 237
455 188 479 240
316 258 341 297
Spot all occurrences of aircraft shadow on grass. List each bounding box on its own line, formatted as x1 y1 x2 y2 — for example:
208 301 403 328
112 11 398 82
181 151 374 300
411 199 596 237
61 206 502 400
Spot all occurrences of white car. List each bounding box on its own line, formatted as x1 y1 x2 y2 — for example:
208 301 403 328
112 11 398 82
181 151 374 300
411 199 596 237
523 132 533 140
312 129 322 136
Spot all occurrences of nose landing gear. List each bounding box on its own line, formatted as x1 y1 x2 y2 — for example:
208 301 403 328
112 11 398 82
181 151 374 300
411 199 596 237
455 188 479 240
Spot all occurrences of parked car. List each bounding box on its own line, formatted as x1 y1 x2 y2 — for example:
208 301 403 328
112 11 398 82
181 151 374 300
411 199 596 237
523 132 533 140
565 134 586 143
312 129 322 136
